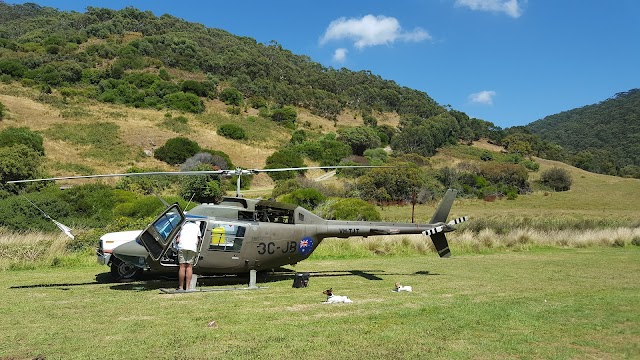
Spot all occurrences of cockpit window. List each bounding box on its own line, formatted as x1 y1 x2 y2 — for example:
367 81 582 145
152 209 182 245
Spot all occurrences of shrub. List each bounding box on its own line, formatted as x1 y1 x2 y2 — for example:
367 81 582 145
264 148 305 181
179 168 224 204
219 88 243 106
248 96 267 109
180 80 208 97
113 195 166 218
115 167 174 195
218 123 247 140
315 198 381 221
226 106 241 115
154 137 200 165
0 101 5 120
279 188 327 210
271 106 297 125
272 179 302 198
521 159 540 171
160 115 190 133
163 92 204 113
0 145 42 194
540 167 572 191
480 151 494 161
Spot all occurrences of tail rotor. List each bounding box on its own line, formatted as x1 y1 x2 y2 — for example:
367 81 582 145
422 189 468 258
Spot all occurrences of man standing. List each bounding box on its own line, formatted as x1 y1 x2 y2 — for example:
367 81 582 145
176 220 201 291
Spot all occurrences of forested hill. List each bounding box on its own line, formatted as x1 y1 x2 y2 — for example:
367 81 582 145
0 2 445 120
526 89 640 176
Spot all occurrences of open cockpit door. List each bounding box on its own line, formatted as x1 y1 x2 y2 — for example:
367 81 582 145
137 204 186 261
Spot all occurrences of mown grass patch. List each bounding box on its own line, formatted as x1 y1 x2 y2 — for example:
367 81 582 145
0 249 638 359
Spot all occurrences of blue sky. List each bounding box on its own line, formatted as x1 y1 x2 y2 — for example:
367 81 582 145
8 0 640 128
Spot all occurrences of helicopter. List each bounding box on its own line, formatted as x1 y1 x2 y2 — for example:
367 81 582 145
8 167 468 288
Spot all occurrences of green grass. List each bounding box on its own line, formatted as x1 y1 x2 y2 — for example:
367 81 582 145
44 122 135 164
0 248 638 359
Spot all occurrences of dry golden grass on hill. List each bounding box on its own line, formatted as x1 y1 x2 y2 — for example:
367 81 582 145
0 86 282 178
0 81 404 188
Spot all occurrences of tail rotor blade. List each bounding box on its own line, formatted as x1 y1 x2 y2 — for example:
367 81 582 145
430 232 451 258
447 216 468 226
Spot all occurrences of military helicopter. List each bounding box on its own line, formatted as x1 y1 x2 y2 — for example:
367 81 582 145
8 167 468 289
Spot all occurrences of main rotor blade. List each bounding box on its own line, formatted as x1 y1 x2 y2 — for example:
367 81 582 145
6 165 403 184
252 165 397 173
6 170 228 184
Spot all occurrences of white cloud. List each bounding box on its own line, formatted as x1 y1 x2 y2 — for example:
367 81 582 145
455 0 525 18
320 14 431 49
469 90 496 105
333 48 348 62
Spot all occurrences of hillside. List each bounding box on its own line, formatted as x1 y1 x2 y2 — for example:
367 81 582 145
526 89 640 177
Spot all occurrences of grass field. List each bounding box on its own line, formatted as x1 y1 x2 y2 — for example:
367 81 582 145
1 248 638 359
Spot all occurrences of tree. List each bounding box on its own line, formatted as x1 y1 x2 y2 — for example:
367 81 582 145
179 166 224 204
356 167 424 203
0 144 42 194
0 126 45 155
264 148 305 181
540 167 572 191
337 126 381 156
279 188 327 210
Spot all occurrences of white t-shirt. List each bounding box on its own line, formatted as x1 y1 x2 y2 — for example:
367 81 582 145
177 221 200 252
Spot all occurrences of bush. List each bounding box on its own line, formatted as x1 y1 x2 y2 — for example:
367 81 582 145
0 101 5 120
154 137 201 165
264 148 305 181
521 159 540 171
540 167 572 191
271 106 297 125
315 198 381 221
0 127 45 155
163 92 205 113
218 123 247 140
0 145 42 194
180 80 208 97
179 170 224 204
272 179 302 198
279 188 327 210
113 195 166 218
160 115 190 133
219 88 243 106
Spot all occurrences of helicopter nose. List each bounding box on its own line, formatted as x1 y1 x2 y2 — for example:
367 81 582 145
113 240 149 258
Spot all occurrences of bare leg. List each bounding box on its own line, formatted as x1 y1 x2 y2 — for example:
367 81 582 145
185 264 193 290
178 264 186 290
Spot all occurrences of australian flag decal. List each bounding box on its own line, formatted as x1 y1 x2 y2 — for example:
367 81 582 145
298 237 314 255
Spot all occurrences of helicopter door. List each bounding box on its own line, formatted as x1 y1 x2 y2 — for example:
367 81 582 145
136 204 186 261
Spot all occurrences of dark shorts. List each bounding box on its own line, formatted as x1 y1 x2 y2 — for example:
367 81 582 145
178 249 197 264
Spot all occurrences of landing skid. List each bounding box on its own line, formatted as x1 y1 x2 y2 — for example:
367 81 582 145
159 270 266 293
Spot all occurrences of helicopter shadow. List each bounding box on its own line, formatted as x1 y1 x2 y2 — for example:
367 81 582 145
110 268 442 291
8 268 441 292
